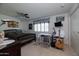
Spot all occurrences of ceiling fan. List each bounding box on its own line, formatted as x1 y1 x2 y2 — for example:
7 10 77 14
16 12 30 18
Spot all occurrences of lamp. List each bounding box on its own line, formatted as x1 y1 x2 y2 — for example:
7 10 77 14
0 31 5 44
0 19 5 43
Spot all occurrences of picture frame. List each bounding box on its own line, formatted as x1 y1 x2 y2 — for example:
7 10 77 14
8 21 19 28
56 16 64 22
29 23 32 30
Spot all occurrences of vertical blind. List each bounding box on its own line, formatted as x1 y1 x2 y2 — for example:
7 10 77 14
33 17 50 32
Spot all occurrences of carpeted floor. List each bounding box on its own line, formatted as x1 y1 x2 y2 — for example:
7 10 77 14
21 42 77 56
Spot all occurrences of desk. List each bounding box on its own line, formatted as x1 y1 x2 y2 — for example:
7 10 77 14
0 39 21 56
37 33 51 47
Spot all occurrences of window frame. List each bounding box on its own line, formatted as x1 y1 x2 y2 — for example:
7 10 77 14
34 22 49 32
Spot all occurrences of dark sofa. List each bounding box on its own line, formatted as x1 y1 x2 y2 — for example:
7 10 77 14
4 29 36 46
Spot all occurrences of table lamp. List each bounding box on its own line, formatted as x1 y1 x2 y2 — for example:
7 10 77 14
0 30 5 44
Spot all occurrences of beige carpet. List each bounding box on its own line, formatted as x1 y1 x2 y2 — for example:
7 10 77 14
21 42 77 56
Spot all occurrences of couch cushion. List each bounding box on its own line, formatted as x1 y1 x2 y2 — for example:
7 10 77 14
6 32 18 39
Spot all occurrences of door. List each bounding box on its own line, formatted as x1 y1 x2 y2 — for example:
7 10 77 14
71 8 79 55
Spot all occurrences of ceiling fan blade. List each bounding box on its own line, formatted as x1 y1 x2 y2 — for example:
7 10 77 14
17 12 24 16
25 15 30 18
24 14 30 18
17 12 30 18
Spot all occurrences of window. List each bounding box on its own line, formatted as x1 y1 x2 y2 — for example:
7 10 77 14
45 23 48 32
41 23 44 32
37 24 41 31
34 24 37 31
34 22 49 32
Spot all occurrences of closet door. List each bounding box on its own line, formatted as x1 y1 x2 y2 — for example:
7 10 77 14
71 8 79 55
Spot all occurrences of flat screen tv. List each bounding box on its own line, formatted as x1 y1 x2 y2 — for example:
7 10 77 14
54 21 63 27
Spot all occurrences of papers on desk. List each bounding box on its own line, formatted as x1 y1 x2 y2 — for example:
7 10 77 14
0 40 15 46
0 45 6 49
0 40 15 50
4 37 8 40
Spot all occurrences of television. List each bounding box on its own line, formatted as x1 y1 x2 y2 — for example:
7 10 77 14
54 21 63 27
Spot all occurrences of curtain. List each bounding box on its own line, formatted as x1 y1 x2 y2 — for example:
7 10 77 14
33 17 50 24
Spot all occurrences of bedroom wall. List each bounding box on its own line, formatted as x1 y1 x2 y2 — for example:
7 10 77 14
0 14 28 32
26 13 70 45
49 13 70 45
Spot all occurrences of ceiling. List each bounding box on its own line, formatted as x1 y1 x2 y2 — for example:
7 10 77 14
0 3 75 20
